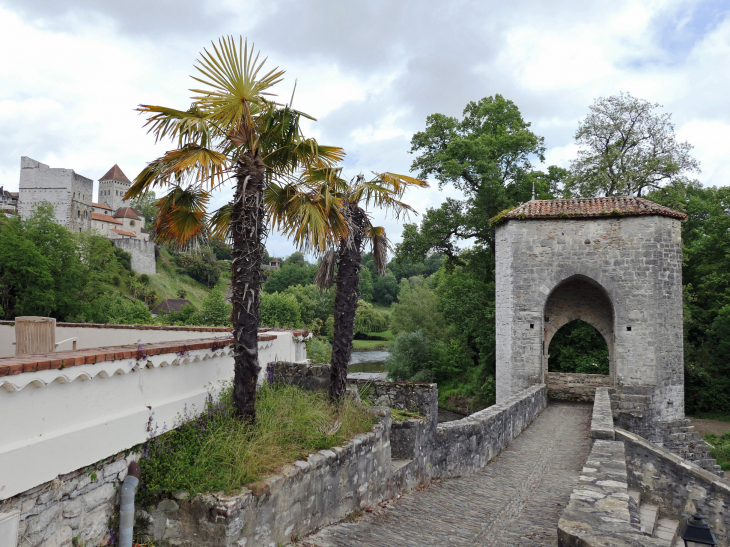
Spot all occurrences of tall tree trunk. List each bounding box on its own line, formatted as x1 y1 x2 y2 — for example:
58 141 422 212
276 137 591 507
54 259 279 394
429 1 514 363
329 206 366 401
230 152 266 421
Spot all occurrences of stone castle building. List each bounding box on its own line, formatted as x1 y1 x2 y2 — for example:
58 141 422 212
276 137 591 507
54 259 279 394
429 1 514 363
16 157 155 274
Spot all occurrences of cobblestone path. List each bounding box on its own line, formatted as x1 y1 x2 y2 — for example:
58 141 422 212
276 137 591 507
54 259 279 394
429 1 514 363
304 402 591 547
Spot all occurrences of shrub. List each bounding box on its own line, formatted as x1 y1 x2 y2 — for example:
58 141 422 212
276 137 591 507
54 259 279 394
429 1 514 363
200 289 231 326
354 300 389 335
306 336 332 364
177 248 222 288
89 292 152 324
259 292 301 327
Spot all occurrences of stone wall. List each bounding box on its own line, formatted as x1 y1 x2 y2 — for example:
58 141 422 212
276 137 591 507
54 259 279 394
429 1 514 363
548 372 612 402
271 361 330 391
111 238 156 274
618 427 730 546
495 215 685 427
140 408 393 547
558 439 665 547
590 387 615 441
348 379 439 425
18 156 93 233
0 453 139 547
141 373 547 547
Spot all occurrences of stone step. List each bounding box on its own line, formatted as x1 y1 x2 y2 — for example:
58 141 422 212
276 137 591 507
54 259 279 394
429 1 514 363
639 503 659 536
654 518 679 546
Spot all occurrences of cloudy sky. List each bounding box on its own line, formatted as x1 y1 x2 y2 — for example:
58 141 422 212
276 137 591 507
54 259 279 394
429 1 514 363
1 0 728 258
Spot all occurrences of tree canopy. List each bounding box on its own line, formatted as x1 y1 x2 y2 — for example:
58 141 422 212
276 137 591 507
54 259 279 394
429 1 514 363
567 92 700 197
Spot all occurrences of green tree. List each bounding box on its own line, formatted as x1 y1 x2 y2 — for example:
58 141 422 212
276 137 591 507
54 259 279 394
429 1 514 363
358 267 374 302
372 269 399 305
200 289 231 326
390 282 445 341
264 263 317 293
129 191 157 226
354 300 388 335
259 292 301 327
92 292 152 324
177 248 222 288
567 92 700 197
282 284 334 326
548 321 609 375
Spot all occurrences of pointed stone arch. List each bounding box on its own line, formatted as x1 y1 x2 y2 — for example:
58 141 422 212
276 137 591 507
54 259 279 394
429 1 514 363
542 275 615 384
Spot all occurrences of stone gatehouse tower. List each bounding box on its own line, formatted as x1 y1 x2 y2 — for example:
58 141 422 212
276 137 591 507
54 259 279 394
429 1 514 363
495 197 687 432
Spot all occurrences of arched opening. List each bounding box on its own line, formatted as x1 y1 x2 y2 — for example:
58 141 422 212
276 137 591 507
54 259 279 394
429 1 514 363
548 320 609 375
543 275 614 399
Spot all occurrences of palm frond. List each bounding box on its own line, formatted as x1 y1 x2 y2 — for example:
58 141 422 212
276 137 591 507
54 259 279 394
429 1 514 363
367 225 391 276
127 145 229 199
151 185 210 250
191 36 285 132
314 250 336 290
209 203 232 244
136 104 216 147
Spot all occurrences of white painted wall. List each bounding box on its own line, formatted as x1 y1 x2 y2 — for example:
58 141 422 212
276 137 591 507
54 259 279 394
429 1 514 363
0 328 309 500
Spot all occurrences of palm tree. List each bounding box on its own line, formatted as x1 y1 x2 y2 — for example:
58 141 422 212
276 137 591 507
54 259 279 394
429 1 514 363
126 37 345 422
310 169 428 400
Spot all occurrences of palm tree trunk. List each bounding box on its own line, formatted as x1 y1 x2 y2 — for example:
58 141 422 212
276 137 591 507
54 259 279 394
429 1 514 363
230 152 266 421
329 206 366 401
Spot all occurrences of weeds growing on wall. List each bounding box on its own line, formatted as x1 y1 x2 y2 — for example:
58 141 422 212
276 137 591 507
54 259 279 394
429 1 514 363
136 383 375 507
704 432 730 471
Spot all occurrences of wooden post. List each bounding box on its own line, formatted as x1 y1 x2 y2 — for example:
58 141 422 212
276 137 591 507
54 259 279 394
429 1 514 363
14 317 55 355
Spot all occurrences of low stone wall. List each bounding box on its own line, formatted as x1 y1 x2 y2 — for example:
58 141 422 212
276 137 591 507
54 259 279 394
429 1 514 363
270 361 330 391
618 427 730 546
348 379 439 425
590 387 615 441
140 408 393 547
0 453 139 547
433 384 547 477
558 439 665 546
547 372 612 402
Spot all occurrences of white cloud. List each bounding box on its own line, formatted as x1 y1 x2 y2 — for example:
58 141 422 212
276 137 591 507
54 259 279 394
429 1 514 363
1 0 728 259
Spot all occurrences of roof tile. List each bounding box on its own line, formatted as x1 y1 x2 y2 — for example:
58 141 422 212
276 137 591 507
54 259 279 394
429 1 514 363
111 228 137 237
99 164 131 183
91 212 122 224
112 207 142 221
496 197 686 223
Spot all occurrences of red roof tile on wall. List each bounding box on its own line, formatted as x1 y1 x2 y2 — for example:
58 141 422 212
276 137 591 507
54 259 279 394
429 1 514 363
498 197 687 222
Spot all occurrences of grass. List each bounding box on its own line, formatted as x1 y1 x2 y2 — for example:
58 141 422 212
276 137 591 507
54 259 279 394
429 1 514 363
689 413 730 423
704 432 730 471
390 408 423 422
137 383 376 507
353 330 395 350
144 249 230 309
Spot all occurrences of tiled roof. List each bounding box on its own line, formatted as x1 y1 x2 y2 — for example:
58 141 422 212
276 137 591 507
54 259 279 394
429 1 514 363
92 202 111 210
151 298 195 314
91 212 122 224
100 164 131 183
497 197 687 223
111 228 137 237
113 207 142 220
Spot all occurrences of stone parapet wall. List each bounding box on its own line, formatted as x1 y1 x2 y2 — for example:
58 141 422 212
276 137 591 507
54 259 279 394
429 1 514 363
433 384 547 477
590 387 615 441
548 372 612 402
271 361 330 391
618 427 730 545
558 439 665 546
348 379 439 426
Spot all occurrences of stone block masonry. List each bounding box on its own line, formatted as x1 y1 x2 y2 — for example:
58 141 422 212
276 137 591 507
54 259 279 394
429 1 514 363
112 238 156 274
548 372 612 402
0 453 140 547
618 427 730 545
496 211 686 434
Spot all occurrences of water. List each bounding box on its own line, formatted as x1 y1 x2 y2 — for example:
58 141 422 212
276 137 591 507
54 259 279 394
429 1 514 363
347 350 389 380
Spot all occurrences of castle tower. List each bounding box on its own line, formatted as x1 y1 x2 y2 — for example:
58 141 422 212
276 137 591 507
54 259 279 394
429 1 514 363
98 164 132 211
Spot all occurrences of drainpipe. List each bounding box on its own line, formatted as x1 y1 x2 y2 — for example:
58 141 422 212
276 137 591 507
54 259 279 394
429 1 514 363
119 461 141 547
